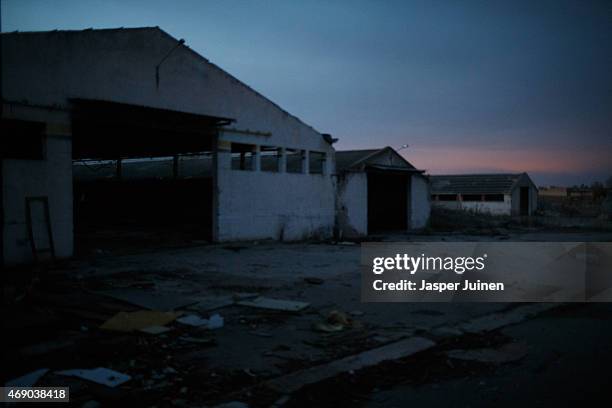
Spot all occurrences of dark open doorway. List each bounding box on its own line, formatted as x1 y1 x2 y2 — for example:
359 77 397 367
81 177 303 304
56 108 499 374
367 172 409 233
70 99 232 255
520 186 530 216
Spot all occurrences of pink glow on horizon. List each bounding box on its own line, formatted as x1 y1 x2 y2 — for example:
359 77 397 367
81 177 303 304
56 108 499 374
402 146 611 175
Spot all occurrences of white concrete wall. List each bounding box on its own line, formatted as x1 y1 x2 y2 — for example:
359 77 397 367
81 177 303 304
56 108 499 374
3 132 73 265
216 146 335 241
432 195 512 215
460 196 512 215
2 28 336 243
410 175 430 229
336 173 368 237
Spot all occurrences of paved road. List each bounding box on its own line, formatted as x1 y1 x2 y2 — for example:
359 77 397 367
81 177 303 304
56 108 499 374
367 303 612 407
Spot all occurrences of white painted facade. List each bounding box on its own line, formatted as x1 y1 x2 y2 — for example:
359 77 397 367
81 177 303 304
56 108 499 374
2 133 74 265
216 147 335 241
337 172 368 237
433 195 513 215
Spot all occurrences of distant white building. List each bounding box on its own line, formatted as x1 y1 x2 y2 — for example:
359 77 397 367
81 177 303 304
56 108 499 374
430 173 538 216
336 147 430 237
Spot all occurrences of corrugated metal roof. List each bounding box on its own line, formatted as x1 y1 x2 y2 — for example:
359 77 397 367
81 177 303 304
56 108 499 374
430 174 523 194
335 147 418 173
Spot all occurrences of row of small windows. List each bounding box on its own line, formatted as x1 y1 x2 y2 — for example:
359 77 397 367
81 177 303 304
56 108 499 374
231 143 327 175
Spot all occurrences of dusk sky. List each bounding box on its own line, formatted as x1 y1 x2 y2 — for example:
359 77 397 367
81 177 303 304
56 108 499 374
3 0 611 186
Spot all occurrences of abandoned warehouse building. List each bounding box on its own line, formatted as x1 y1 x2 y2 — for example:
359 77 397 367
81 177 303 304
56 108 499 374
430 173 538 216
1 27 432 267
1 27 338 266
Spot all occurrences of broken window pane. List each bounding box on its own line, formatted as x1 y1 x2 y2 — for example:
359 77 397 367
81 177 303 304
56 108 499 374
261 146 280 172
438 194 457 201
231 143 255 171
286 149 304 173
484 194 504 202
462 194 481 201
122 156 174 180
309 151 326 174
178 152 214 178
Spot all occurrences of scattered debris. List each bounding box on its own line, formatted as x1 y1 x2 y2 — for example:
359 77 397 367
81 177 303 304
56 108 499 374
313 310 352 333
96 288 199 311
213 402 250 408
237 297 309 312
328 310 350 325
249 331 273 337
100 311 181 332
177 314 210 327
5 368 50 387
139 325 173 335
267 336 435 393
179 336 216 345
177 313 224 329
56 367 131 387
313 322 344 333
189 295 234 312
446 342 529 364
304 277 324 285
20 339 78 356
208 313 224 329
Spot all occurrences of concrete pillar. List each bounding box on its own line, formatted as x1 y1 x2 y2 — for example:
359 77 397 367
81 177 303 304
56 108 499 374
216 140 232 171
319 152 326 175
279 147 287 173
253 145 261 171
322 152 332 175
303 150 310 174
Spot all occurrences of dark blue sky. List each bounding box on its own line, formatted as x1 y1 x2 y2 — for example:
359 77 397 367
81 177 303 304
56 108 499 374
3 0 611 185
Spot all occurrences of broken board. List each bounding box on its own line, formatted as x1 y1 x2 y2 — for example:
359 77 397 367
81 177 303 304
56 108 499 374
188 295 235 312
96 288 199 311
237 297 309 312
56 367 131 387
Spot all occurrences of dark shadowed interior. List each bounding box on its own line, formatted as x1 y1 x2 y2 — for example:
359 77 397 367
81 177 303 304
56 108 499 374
367 172 409 233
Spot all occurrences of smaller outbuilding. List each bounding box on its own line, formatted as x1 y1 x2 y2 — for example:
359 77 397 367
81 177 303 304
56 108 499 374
430 173 538 216
335 147 430 238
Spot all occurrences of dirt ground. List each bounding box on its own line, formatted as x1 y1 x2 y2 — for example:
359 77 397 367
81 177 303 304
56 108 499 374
3 229 612 407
